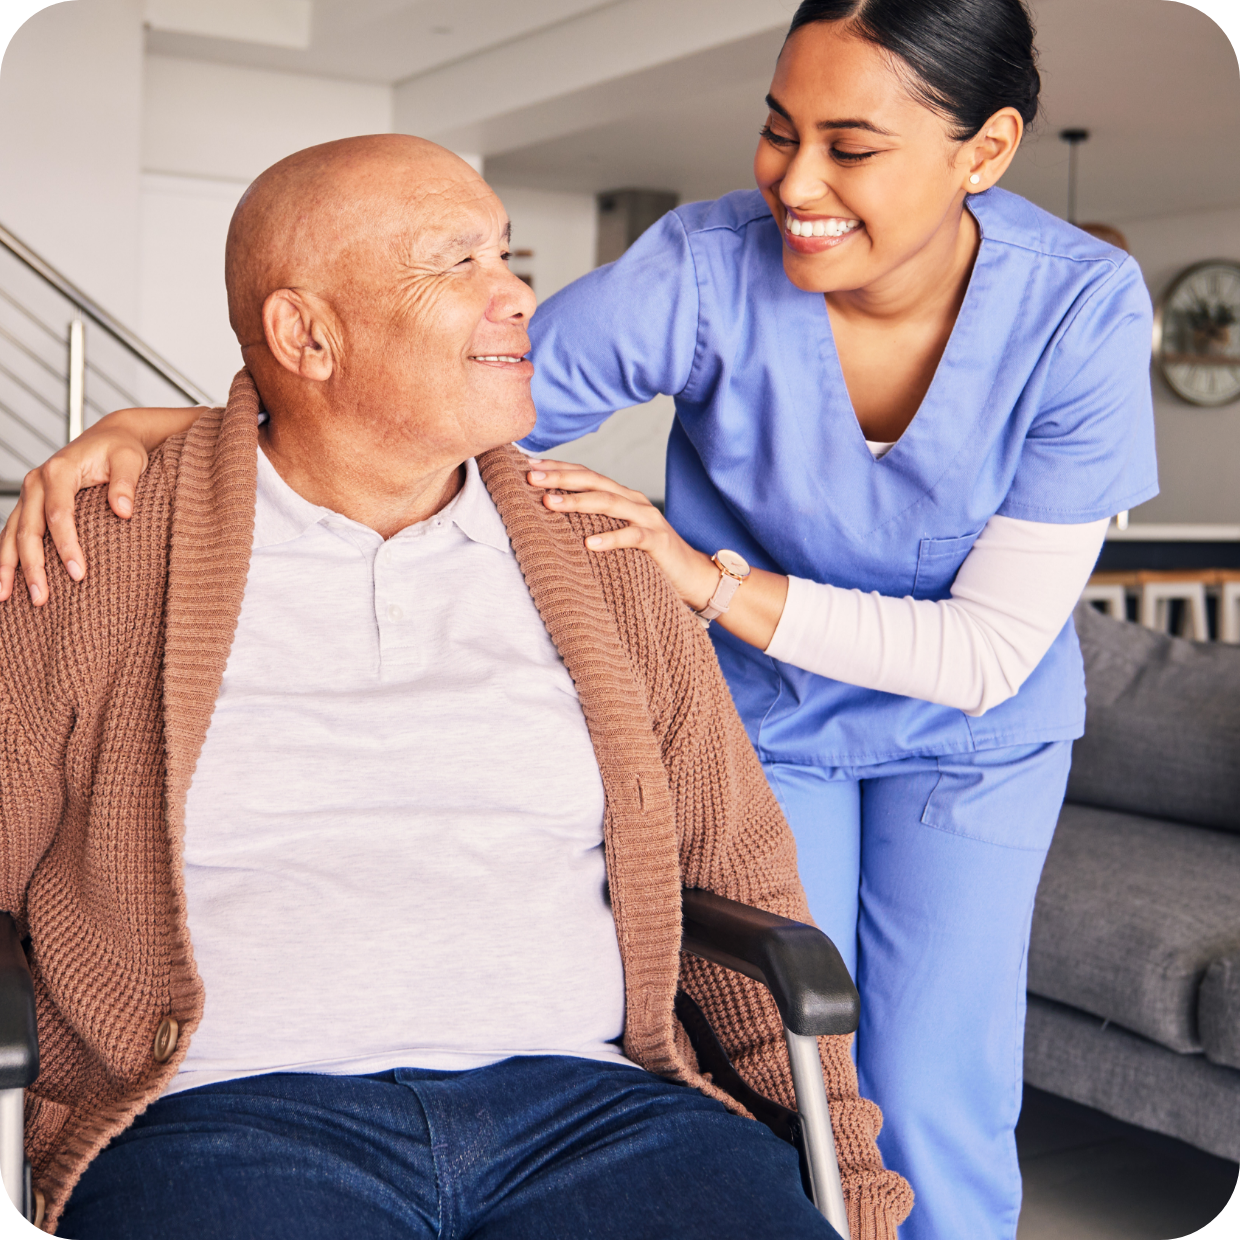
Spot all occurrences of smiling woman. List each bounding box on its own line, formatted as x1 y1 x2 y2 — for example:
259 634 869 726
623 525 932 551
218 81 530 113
0 4 1158 1239
516 3 1156 1238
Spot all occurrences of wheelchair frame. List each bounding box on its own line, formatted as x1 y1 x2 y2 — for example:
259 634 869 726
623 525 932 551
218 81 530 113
0 889 858 1237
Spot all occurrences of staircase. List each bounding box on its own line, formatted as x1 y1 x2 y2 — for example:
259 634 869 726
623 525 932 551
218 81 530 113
0 224 213 496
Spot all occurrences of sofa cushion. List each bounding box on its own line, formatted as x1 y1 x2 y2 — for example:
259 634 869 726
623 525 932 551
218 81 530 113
1029 802 1240 1053
1200 954 1240 1071
1069 602 1240 832
1024 993 1240 1162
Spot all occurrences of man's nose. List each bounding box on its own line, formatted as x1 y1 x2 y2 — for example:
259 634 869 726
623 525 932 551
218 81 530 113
490 267 538 323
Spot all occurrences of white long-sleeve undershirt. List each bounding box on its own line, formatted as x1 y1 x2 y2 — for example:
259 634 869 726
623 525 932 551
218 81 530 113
763 514 1110 717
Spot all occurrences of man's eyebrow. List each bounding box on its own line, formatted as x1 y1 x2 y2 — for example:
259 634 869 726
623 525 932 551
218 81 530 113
765 93 894 137
421 230 486 265
421 223 511 266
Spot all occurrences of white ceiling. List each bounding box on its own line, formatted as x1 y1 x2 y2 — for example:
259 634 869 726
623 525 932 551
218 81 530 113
486 0 1240 222
145 0 622 83
146 0 1240 224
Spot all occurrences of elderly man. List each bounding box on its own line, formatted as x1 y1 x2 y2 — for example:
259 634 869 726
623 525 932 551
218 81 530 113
0 136 909 1239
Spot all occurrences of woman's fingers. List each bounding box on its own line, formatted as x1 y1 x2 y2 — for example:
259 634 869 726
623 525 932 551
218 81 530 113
542 486 664 534
540 481 721 609
527 461 650 505
5 432 152 605
0 503 21 602
12 470 51 605
582 524 648 553
526 459 720 606
41 458 94 585
103 444 147 521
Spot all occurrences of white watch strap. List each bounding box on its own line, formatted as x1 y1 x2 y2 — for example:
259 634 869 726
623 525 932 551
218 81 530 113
695 571 743 628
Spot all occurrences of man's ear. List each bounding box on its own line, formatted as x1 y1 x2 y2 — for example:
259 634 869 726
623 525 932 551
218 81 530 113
262 289 338 382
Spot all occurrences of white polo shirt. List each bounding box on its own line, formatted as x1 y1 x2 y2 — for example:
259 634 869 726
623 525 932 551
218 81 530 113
170 448 630 1094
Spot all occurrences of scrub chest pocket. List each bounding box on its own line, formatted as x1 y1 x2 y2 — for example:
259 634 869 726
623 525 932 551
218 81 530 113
912 531 984 599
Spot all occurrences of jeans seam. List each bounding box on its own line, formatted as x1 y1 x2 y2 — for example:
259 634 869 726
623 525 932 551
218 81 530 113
403 1080 452 1240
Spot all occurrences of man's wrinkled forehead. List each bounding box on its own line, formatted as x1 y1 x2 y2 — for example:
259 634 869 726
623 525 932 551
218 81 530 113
400 177 509 265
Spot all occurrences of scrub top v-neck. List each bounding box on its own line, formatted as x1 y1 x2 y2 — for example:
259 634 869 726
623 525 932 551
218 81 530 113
522 187 1157 768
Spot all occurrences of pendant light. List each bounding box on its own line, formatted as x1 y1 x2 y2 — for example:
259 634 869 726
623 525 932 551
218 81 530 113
1058 128 1128 252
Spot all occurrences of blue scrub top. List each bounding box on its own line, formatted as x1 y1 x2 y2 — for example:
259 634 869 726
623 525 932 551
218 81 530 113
521 187 1158 767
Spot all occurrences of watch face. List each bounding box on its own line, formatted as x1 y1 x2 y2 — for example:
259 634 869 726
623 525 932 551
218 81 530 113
1154 261 1240 407
715 549 750 578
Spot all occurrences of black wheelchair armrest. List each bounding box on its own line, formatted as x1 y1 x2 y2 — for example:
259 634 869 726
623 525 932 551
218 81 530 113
681 888 859 1038
0 914 38 1090
679 888 858 1234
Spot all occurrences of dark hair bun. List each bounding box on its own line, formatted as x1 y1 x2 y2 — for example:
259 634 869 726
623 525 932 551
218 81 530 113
787 0 1041 140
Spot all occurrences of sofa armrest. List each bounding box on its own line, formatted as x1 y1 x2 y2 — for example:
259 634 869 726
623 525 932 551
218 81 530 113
1200 953 1240 1072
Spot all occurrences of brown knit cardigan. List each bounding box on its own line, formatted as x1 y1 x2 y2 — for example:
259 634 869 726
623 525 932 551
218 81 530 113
0 372 912 1235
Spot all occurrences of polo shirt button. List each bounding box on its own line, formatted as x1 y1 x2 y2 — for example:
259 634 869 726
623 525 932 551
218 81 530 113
153 1017 179 1063
387 604 403 622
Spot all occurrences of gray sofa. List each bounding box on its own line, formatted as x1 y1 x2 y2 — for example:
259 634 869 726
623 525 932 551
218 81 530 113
1024 602 1240 1161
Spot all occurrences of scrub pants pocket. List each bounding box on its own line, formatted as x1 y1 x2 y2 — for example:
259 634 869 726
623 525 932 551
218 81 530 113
919 743 1072 851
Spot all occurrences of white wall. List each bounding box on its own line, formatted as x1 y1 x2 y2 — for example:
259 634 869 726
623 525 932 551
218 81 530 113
1120 204 1240 525
143 54 392 183
0 0 144 320
138 173 247 402
137 54 394 403
542 394 676 503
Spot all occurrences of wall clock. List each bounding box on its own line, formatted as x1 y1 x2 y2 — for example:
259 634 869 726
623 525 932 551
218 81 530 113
1153 260 1240 407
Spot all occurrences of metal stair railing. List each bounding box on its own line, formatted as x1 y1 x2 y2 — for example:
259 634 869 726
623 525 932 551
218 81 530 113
0 222 216 497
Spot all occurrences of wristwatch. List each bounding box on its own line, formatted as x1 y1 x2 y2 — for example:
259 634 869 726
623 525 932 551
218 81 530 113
694 549 751 628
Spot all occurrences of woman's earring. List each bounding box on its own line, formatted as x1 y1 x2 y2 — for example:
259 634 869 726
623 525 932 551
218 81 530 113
969 174 982 185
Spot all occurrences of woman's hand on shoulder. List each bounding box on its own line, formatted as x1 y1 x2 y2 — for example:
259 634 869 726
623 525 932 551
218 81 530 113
526 458 791 651
0 405 203 606
525 459 721 609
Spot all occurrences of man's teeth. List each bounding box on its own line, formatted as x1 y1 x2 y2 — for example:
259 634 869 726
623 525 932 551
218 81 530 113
473 355 524 363
785 216 861 238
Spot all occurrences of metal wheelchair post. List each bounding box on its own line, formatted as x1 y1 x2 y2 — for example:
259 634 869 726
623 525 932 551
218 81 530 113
0 1087 23 1217
681 888 858 1240
785 1030 850 1237
0 913 39 1223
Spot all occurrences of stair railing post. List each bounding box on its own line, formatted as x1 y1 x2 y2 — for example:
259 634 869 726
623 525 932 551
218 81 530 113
67 316 85 441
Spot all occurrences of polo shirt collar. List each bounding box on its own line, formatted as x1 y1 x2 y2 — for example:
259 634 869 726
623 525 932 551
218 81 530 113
253 448 512 556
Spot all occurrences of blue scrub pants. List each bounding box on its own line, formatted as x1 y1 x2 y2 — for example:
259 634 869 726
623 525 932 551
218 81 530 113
764 742 1072 1240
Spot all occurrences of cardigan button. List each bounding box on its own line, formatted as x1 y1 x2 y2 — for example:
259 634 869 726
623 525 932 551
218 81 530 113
153 1017 180 1063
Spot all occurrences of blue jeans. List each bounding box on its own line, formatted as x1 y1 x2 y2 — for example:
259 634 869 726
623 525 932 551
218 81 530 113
765 742 1073 1240
60 1055 840 1240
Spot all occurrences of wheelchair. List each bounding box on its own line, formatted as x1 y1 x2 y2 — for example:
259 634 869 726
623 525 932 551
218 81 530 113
0 888 859 1238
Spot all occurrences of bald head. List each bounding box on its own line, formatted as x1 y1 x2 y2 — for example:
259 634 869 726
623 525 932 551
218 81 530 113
224 134 483 349
220 132 537 538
